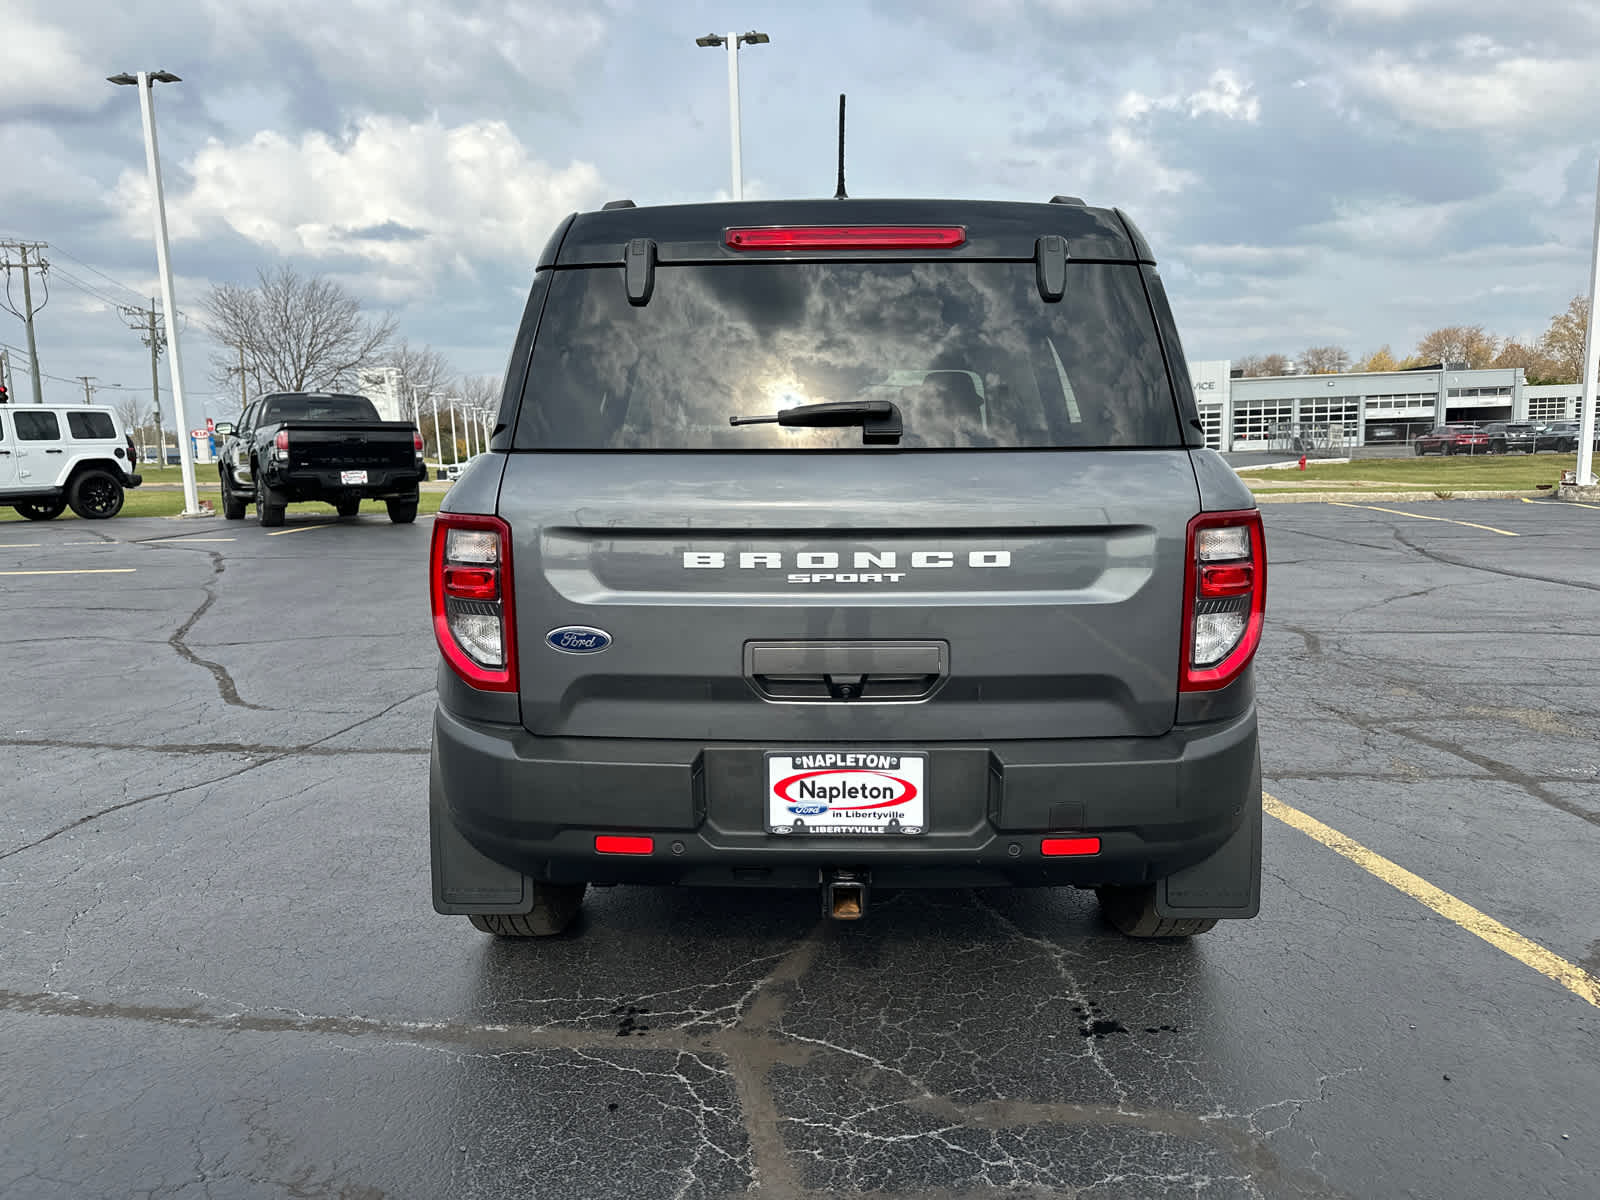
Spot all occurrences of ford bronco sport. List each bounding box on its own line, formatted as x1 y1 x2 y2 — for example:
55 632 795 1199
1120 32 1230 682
429 197 1265 939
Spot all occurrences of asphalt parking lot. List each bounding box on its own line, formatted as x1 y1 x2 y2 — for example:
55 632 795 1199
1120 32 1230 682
2 500 1598 1199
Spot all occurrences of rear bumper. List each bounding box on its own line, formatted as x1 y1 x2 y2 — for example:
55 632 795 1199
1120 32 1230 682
430 702 1260 907
121 470 143 488
265 464 425 500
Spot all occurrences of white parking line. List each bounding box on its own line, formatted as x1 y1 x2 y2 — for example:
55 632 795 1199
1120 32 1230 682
265 524 332 537
0 543 43 548
143 537 237 543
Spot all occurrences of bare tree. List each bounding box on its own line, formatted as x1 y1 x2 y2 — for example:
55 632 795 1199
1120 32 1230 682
110 393 147 450
1297 345 1350 374
387 339 454 421
1414 324 1499 369
204 266 396 397
1233 353 1291 377
1539 297 1588 383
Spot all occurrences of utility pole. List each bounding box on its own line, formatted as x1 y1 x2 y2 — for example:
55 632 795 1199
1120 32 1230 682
0 240 51 403
76 375 97 404
1 347 13 395
120 298 167 465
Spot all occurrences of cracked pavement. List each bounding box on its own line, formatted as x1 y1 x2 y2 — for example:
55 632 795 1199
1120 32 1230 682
1 503 1598 1198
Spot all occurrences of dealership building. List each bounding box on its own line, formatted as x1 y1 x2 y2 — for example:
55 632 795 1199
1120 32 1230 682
1187 361 1591 452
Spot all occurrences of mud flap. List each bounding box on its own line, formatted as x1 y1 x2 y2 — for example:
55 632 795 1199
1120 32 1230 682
1155 775 1262 920
430 786 535 915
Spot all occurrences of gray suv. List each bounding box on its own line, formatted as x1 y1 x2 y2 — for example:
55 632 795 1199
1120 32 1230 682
429 197 1265 939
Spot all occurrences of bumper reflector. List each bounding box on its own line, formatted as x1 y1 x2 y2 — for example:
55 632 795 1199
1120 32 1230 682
595 835 654 856
1041 836 1101 857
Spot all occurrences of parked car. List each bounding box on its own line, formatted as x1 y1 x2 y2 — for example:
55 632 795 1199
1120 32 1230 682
0 404 142 520
1482 421 1537 454
428 195 1266 942
1413 424 1490 455
1536 420 1599 453
214 392 428 526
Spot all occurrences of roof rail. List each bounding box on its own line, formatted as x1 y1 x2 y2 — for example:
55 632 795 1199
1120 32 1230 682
601 199 637 210
1049 195 1086 206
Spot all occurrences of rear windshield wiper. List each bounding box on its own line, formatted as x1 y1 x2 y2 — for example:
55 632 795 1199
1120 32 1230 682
730 400 903 445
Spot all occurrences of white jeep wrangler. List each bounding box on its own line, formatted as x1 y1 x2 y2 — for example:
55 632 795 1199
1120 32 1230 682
0 405 143 520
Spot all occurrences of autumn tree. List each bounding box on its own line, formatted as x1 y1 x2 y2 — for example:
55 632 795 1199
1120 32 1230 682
1538 297 1588 383
1297 345 1350 374
1352 345 1399 372
1233 353 1291 377
204 266 396 396
1414 325 1499 369
1492 340 1561 384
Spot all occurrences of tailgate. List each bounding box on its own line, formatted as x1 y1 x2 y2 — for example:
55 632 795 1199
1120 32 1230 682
282 421 416 471
506 451 1199 743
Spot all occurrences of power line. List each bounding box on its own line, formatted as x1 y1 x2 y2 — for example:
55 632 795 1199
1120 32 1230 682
44 244 150 306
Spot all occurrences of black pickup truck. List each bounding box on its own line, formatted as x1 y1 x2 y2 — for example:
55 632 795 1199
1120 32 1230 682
214 392 428 526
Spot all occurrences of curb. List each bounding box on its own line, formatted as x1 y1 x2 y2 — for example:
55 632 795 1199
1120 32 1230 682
1252 489 1542 504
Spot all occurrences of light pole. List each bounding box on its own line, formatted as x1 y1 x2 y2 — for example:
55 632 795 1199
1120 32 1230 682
108 68 201 516
448 401 460 467
695 31 769 200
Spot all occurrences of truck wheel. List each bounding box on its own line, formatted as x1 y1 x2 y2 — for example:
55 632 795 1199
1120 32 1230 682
336 499 361 518
221 470 247 521
467 884 587 937
1095 884 1217 939
386 498 419 524
255 476 286 528
67 469 125 519
15 499 66 521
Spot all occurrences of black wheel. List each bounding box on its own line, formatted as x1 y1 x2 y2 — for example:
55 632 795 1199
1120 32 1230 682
67 469 124 519
1490 440 1505 455
336 499 361 518
220 470 247 521
1095 884 1217 939
386 497 418 524
255 473 286 528
1413 442 1426 455
15 499 66 521
467 884 587 937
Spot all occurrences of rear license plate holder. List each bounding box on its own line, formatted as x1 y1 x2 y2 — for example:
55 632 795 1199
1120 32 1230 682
766 751 926 835
341 470 368 485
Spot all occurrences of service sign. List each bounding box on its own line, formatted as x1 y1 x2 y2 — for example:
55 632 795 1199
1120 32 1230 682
766 751 926 835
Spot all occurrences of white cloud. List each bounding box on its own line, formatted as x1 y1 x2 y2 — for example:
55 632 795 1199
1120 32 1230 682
1186 70 1260 122
1350 54 1593 131
0 12 99 111
113 116 609 292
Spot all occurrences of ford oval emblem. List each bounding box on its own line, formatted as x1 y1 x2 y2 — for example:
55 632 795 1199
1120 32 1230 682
546 626 612 655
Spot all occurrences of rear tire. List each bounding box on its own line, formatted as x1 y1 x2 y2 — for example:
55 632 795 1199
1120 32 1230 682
255 473 286 528
1413 442 1425 455
1096 884 1217 939
15 499 66 521
67 469 125 519
386 497 418 524
467 884 587 937
221 470 247 520
336 499 361 518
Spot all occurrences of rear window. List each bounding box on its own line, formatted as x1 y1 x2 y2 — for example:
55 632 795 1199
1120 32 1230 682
261 395 380 422
13 411 60 441
67 411 117 439
514 262 1181 450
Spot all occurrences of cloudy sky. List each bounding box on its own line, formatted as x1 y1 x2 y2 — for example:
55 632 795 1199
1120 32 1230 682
3 0 1599 420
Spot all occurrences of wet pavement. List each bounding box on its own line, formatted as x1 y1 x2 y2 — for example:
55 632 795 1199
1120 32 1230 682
1 501 1597 1199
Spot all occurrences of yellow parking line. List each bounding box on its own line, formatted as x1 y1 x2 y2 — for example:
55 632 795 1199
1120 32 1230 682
0 568 137 577
1522 496 1600 511
1264 793 1600 1008
0 543 43 548
265 524 332 537
1328 501 1518 537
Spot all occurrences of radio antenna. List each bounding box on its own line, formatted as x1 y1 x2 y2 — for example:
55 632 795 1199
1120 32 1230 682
833 94 848 199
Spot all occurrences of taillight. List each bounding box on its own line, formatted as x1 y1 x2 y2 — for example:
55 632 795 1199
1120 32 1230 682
1181 509 1266 692
724 225 967 250
274 429 289 461
413 430 425 453
430 514 517 692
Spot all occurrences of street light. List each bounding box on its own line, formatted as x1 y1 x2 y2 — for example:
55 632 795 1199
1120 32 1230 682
695 31 769 201
108 68 202 516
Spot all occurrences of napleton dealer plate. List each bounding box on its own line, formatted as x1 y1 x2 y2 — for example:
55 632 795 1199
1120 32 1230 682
766 751 926 835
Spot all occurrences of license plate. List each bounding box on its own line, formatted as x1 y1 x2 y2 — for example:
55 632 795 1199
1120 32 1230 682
766 751 926 835
341 470 368 485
